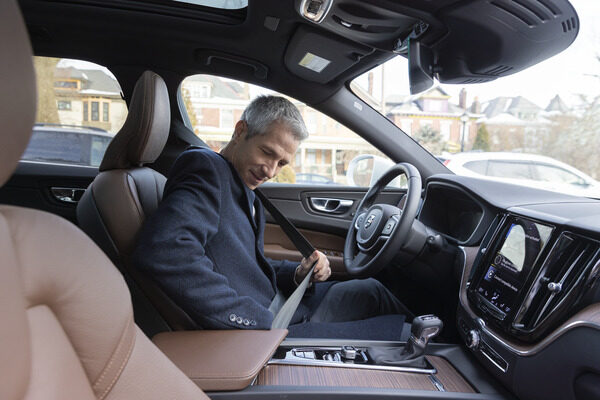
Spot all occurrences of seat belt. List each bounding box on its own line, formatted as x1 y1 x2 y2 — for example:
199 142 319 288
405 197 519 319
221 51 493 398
255 189 317 329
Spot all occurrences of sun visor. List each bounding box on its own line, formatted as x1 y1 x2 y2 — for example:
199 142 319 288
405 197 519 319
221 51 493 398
284 26 373 84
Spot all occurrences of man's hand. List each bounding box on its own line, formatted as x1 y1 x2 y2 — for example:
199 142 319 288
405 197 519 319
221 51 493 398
295 250 331 284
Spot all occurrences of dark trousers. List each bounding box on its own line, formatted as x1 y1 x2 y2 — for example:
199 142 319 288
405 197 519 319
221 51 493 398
308 278 410 323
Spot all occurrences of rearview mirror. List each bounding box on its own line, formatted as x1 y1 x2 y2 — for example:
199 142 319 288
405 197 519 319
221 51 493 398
409 39 434 94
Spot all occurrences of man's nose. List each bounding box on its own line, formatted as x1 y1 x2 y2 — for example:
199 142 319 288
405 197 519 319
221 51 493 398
262 162 278 179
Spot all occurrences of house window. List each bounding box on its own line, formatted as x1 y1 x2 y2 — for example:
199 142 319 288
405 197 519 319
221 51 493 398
91 101 99 121
199 85 211 98
54 80 77 89
83 102 88 121
103 103 109 122
57 100 71 110
306 149 316 164
220 109 234 129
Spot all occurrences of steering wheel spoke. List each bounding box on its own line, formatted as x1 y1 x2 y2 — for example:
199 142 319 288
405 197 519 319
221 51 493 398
350 250 373 270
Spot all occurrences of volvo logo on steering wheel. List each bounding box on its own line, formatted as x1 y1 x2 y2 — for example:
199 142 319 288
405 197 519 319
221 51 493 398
364 214 376 228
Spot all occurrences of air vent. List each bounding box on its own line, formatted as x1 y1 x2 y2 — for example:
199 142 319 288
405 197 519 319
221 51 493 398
490 0 560 27
460 78 493 84
483 65 513 76
514 233 600 333
562 17 577 32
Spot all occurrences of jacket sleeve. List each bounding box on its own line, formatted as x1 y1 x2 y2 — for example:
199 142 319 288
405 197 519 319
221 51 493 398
268 257 299 296
132 150 274 329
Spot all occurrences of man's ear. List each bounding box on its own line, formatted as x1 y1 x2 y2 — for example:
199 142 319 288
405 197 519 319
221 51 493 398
232 120 247 143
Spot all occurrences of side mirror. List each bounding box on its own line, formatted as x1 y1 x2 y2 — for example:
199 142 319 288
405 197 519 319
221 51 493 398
346 154 405 188
409 39 434 95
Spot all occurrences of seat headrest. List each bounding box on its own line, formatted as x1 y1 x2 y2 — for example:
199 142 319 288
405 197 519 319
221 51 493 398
100 71 170 171
0 0 36 187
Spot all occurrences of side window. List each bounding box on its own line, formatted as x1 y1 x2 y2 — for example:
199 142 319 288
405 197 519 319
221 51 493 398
464 160 488 175
487 161 532 180
24 57 128 167
180 74 397 187
533 164 586 185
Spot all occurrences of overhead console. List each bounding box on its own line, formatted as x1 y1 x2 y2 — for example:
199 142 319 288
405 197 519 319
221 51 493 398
291 0 579 93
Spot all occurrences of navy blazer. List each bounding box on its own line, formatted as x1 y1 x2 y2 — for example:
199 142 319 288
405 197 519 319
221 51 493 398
132 147 301 329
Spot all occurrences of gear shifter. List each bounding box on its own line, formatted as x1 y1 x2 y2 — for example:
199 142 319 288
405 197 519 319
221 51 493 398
401 315 443 360
367 315 443 368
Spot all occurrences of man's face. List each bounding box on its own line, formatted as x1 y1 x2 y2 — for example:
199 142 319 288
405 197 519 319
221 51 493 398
228 120 299 190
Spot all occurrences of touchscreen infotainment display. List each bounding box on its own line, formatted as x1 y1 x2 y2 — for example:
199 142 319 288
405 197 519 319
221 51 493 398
476 217 553 315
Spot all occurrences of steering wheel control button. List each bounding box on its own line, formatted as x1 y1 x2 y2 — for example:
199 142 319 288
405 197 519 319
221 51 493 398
382 218 396 235
355 213 366 230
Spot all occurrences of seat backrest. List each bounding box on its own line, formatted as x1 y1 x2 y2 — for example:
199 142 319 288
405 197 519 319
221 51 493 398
76 71 197 332
0 1 208 398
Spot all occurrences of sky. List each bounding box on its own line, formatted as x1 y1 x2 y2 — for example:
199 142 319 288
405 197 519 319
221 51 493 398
359 0 600 109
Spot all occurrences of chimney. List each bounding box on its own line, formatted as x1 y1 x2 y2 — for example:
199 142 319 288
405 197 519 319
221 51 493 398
368 72 374 96
470 96 481 114
459 88 467 109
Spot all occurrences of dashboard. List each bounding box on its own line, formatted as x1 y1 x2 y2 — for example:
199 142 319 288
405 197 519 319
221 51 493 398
420 174 600 400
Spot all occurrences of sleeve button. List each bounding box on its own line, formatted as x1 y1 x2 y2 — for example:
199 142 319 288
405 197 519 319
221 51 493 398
236 316 243 324
229 314 237 322
243 319 250 326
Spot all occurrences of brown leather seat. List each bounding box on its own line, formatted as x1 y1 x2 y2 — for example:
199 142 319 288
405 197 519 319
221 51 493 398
77 71 196 332
0 1 208 398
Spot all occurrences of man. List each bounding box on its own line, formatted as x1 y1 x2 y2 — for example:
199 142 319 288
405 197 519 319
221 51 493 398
133 95 406 330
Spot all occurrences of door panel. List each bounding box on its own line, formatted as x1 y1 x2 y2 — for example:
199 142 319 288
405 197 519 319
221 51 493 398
0 161 97 224
260 183 407 276
264 223 348 279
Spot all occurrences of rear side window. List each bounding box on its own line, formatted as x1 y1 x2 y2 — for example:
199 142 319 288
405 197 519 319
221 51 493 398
464 160 488 175
23 57 128 167
487 161 532 180
533 164 586 185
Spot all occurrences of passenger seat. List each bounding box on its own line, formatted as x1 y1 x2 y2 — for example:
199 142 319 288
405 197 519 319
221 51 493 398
0 1 208 398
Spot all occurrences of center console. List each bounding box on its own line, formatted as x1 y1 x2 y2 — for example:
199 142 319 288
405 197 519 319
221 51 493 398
457 212 600 400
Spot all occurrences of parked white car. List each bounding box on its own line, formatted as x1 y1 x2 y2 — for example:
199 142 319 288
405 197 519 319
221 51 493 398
444 152 600 199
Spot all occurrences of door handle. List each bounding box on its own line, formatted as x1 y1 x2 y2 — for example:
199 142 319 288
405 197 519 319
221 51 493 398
50 187 86 204
309 197 353 214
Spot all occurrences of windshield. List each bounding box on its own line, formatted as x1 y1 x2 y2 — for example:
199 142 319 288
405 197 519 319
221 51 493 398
351 0 599 199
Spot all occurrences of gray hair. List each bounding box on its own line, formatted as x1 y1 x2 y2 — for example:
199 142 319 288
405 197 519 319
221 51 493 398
241 95 308 141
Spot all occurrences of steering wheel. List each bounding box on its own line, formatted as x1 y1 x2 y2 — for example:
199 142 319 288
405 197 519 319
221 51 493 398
344 162 422 276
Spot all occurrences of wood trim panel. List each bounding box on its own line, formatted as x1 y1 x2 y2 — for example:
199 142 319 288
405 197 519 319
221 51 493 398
264 223 348 278
256 356 475 393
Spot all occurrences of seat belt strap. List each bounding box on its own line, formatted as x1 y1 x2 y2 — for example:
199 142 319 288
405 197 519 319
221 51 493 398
255 189 317 329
